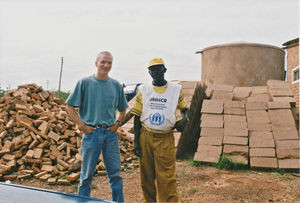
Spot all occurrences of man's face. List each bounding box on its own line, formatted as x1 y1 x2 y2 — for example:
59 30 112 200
148 65 165 82
95 54 113 74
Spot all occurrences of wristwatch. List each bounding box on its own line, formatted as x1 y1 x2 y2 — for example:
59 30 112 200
116 120 121 125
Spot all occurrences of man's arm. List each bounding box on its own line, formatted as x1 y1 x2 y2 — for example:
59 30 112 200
133 115 142 157
108 109 126 132
174 108 189 132
66 104 96 134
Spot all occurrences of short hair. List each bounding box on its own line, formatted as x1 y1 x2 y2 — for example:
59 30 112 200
96 51 113 62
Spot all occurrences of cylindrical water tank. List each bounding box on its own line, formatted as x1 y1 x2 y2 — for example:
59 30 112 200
199 42 285 87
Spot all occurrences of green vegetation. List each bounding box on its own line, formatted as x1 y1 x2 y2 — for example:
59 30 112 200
272 168 288 175
51 90 71 101
187 187 198 195
191 154 249 171
0 89 5 98
214 154 248 171
72 184 78 192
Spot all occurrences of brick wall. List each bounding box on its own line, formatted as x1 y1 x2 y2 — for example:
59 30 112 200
286 45 299 110
286 45 299 83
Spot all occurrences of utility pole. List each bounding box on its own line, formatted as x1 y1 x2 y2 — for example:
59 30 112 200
46 80 49 90
58 57 63 98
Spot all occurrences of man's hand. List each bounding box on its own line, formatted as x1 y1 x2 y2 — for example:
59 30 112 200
174 118 188 132
79 123 96 134
108 122 119 133
133 141 142 157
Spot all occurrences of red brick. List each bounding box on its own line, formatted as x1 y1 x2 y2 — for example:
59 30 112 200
224 127 248 137
212 91 233 101
224 115 246 122
33 148 43 159
276 148 300 159
276 140 299 149
48 131 60 142
267 102 291 109
273 97 296 103
268 109 296 127
223 145 248 156
194 145 222 163
201 100 223 114
223 136 248 145
272 126 299 140
201 113 222 120
249 132 275 148
198 136 223 146
278 159 300 170
246 110 270 124
224 107 245 116
224 101 245 109
67 172 80 181
200 128 223 137
247 94 270 103
252 86 268 94
269 88 293 97
246 102 267 110
250 148 276 157
233 87 252 100
224 120 247 130
250 157 278 169
200 114 223 128
248 122 272 132
41 165 54 172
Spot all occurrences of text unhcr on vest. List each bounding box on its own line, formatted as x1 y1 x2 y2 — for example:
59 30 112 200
150 97 167 103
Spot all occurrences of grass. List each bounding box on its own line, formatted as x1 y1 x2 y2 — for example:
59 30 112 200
72 183 97 193
187 187 198 195
60 174 68 179
214 154 249 171
176 170 188 184
190 154 249 171
271 169 294 180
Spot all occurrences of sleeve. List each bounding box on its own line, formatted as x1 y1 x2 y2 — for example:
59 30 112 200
117 84 129 112
66 80 84 107
177 89 188 110
131 90 143 117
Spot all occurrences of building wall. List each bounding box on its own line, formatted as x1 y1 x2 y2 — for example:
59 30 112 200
286 45 299 110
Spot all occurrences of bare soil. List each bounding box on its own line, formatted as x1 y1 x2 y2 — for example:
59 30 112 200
11 159 300 202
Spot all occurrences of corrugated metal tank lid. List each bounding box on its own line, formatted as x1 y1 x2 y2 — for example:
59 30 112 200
199 41 284 53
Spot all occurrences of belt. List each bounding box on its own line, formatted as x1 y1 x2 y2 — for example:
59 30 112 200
141 126 173 138
92 124 110 128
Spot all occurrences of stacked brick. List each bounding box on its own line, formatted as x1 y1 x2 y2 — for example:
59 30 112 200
0 84 134 184
194 80 299 171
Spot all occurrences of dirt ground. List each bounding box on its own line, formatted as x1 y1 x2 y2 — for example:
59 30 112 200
11 159 300 202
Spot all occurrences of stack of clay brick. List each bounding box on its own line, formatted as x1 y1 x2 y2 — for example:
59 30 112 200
0 84 134 184
194 80 299 170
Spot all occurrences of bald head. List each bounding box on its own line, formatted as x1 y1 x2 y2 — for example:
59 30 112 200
96 51 113 62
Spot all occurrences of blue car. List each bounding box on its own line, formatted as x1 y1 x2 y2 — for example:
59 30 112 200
123 83 142 102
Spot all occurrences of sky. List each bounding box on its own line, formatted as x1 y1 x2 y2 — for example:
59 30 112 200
0 0 298 91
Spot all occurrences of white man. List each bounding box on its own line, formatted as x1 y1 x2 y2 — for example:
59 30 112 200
66 51 127 202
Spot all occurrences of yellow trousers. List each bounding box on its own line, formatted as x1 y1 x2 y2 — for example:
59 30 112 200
139 127 179 203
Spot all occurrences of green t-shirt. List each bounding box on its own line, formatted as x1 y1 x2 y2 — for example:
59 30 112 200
66 75 128 126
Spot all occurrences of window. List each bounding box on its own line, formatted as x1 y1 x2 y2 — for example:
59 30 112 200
292 66 300 84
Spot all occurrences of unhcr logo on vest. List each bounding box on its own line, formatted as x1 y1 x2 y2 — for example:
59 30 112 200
150 97 167 103
149 113 165 126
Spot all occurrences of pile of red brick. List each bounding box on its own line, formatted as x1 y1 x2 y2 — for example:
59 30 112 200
0 84 135 184
194 80 299 170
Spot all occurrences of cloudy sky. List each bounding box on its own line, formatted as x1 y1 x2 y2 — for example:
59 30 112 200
0 0 298 91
